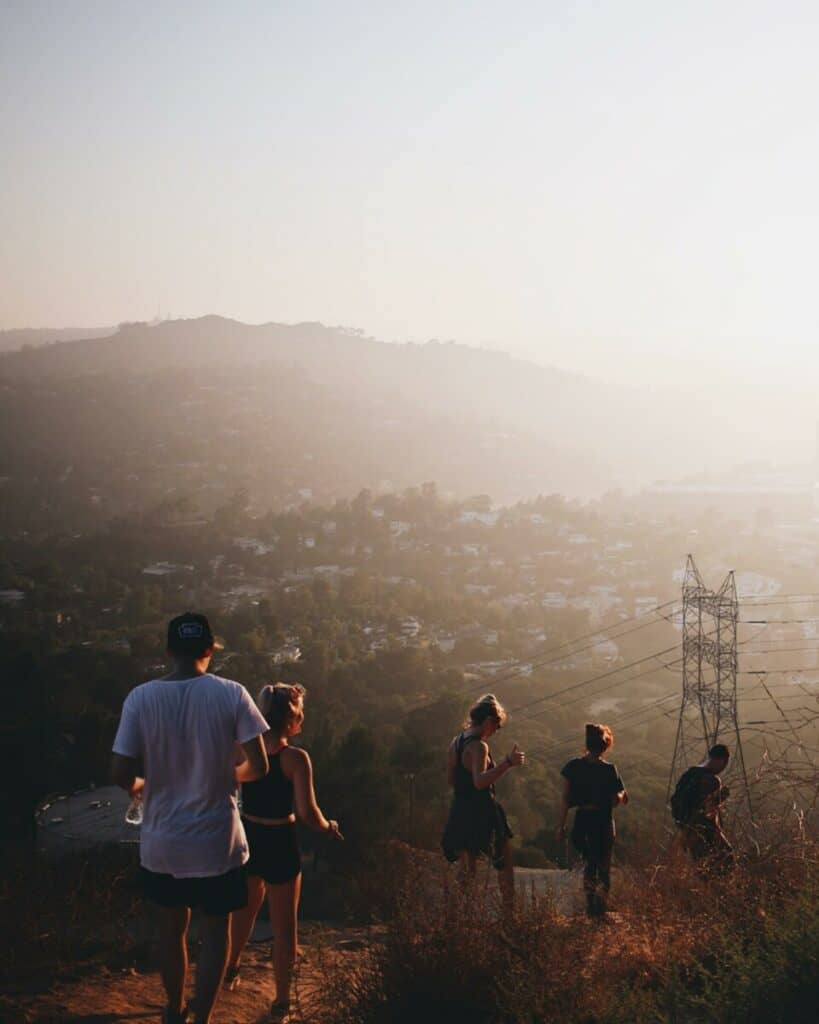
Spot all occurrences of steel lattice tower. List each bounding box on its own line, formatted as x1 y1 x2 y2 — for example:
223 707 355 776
668 555 753 821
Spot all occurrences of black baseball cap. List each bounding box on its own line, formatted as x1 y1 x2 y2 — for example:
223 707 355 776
166 612 223 655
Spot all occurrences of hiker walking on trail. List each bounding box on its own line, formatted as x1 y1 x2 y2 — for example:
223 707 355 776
671 743 733 871
557 723 628 918
441 694 525 905
111 613 269 1024
225 683 343 1024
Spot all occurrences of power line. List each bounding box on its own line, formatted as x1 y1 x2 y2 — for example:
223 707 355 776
543 692 682 760
405 599 680 714
508 644 680 719
741 645 819 655
742 667 819 675
476 601 680 689
742 618 819 624
511 617 778 725
509 623 787 728
533 658 681 714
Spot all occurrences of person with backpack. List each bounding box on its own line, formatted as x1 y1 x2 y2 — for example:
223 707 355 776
670 743 733 871
557 724 628 918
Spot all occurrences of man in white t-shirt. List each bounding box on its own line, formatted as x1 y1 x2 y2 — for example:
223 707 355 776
112 613 269 1024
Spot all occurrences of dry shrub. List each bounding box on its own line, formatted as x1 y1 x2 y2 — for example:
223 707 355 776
314 839 819 1024
0 845 146 986
313 855 568 1024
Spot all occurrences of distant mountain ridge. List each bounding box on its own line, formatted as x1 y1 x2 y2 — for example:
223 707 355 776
0 314 610 450
0 316 699 496
0 326 116 353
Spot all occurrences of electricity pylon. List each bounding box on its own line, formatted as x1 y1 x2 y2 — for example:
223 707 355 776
668 555 753 821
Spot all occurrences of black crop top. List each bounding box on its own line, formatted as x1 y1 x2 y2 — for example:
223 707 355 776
241 750 294 819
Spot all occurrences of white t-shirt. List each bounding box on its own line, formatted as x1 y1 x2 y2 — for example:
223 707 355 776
112 673 268 878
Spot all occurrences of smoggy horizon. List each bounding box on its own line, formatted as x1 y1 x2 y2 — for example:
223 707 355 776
4 2 819 465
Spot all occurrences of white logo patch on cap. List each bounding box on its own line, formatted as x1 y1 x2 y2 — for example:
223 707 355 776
178 622 204 639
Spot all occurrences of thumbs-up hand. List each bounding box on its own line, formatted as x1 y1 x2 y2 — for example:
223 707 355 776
506 744 525 768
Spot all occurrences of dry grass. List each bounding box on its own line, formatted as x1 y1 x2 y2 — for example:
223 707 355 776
313 840 819 1024
0 845 147 988
4 836 819 1023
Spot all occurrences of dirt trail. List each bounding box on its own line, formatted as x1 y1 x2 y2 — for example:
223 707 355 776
3 869 592 1022
3 923 372 1024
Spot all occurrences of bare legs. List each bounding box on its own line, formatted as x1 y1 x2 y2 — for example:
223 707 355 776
157 906 190 1016
193 914 230 1023
458 845 514 910
156 907 230 1024
497 839 515 910
458 850 478 886
226 872 303 1013
268 874 302 1013
227 875 266 975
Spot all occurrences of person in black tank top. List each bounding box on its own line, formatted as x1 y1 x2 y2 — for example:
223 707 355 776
558 723 628 918
226 684 343 1023
441 694 525 906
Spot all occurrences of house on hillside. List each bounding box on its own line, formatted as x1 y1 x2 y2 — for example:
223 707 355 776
634 596 660 617
459 510 499 526
142 562 194 577
234 537 276 556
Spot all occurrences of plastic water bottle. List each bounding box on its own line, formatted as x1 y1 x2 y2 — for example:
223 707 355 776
125 796 143 826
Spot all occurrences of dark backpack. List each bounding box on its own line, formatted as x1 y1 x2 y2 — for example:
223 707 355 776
670 767 704 825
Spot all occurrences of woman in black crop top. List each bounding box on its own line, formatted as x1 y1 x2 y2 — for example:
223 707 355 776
558 723 628 918
226 684 342 1022
441 694 525 905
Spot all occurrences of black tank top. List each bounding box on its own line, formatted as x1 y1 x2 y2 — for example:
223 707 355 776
453 732 496 799
241 750 294 819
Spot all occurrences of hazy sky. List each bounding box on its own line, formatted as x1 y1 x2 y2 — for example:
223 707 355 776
3 1 819 388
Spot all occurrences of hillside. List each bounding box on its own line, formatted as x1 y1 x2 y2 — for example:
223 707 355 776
0 316 693 513
0 317 603 444
0 318 623 523
0 326 116 353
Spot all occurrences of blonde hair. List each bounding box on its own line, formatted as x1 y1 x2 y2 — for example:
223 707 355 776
258 683 305 734
585 722 613 755
465 693 507 729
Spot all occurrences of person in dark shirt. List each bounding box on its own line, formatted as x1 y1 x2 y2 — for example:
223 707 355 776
441 694 525 906
558 723 628 917
673 743 733 871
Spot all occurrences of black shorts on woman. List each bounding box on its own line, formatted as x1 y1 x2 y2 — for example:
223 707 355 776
241 749 301 884
243 817 301 884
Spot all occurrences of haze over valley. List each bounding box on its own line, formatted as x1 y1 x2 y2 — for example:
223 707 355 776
2 317 817 525
5 4 819 1022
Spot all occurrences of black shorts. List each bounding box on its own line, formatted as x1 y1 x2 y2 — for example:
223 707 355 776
140 864 248 916
243 818 302 885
